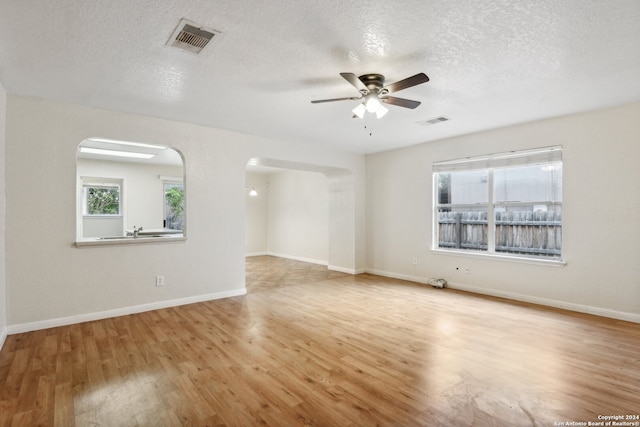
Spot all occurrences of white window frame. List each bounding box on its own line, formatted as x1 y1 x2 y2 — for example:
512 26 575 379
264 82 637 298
432 146 564 264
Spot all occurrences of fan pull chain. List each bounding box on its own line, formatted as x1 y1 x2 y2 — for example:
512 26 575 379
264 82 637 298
364 118 373 137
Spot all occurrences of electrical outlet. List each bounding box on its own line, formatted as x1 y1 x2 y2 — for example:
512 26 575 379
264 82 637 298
156 275 165 287
412 257 418 265
464 267 471 275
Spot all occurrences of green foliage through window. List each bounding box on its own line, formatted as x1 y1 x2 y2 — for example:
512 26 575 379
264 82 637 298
85 186 120 215
165 187 185 218
164 183 185 230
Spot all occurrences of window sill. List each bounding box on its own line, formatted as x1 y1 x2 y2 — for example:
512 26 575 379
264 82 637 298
76 234 186 247
430 248 566 267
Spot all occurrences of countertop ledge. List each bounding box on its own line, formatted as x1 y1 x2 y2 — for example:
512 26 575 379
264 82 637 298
75 235 186 247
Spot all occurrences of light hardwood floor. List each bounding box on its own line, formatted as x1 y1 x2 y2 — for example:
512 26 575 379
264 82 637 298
1 255 639 426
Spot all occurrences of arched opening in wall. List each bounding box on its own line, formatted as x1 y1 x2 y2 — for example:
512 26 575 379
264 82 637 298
76 137 186 244
244 158 352 293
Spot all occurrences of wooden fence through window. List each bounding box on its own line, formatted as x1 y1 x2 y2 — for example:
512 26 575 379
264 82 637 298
438 211 562 257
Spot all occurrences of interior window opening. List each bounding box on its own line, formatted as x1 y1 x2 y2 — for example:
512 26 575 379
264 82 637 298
76 137 186 244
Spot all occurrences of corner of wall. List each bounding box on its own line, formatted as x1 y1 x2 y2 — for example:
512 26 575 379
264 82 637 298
0 81 7 350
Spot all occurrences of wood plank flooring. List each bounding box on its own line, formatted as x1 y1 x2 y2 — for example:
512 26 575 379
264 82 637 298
1 255 639 426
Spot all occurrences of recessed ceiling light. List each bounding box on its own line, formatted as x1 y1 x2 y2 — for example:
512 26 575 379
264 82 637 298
79 147 156 159
86 138 167 150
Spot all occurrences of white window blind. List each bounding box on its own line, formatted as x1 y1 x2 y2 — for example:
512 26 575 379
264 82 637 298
433 146 562 173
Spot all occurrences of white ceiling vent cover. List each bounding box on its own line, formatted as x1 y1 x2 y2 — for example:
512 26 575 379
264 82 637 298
416 116 450 126
167 19 220 54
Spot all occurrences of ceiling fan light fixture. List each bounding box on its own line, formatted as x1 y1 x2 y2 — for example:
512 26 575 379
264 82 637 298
311 72 429 120
376 104 389 119
365 96 382 113
352 103 366 119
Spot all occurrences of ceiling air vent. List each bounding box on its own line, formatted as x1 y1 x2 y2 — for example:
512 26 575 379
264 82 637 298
416 116 450 126
167 19 220 54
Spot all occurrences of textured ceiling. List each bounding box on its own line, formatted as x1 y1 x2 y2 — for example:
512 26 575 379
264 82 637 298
1 0 639 154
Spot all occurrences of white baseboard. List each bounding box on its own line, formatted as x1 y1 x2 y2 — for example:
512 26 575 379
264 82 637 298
329 265 365 275
6 288 247 335
366 268 640 324
0 327 7 352
446 282 640 323
247 252 365 274
365 268 429 285
246 252 268 257
265 252 328 266
327 265 364 274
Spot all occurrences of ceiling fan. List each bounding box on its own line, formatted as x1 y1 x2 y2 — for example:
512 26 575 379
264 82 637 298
311 72 429 119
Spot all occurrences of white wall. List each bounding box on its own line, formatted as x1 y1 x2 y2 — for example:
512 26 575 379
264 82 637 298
267 170 329 264
0 82 6 347
245 172 268 255
366 102 640 322
5 95 365 331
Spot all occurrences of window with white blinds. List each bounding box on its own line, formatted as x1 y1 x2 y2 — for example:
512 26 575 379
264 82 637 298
433 146 563 260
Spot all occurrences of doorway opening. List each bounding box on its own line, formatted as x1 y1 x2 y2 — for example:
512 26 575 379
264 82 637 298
244 157 355 292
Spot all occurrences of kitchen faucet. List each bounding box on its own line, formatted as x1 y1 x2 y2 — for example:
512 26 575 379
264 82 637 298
133 226 143 238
